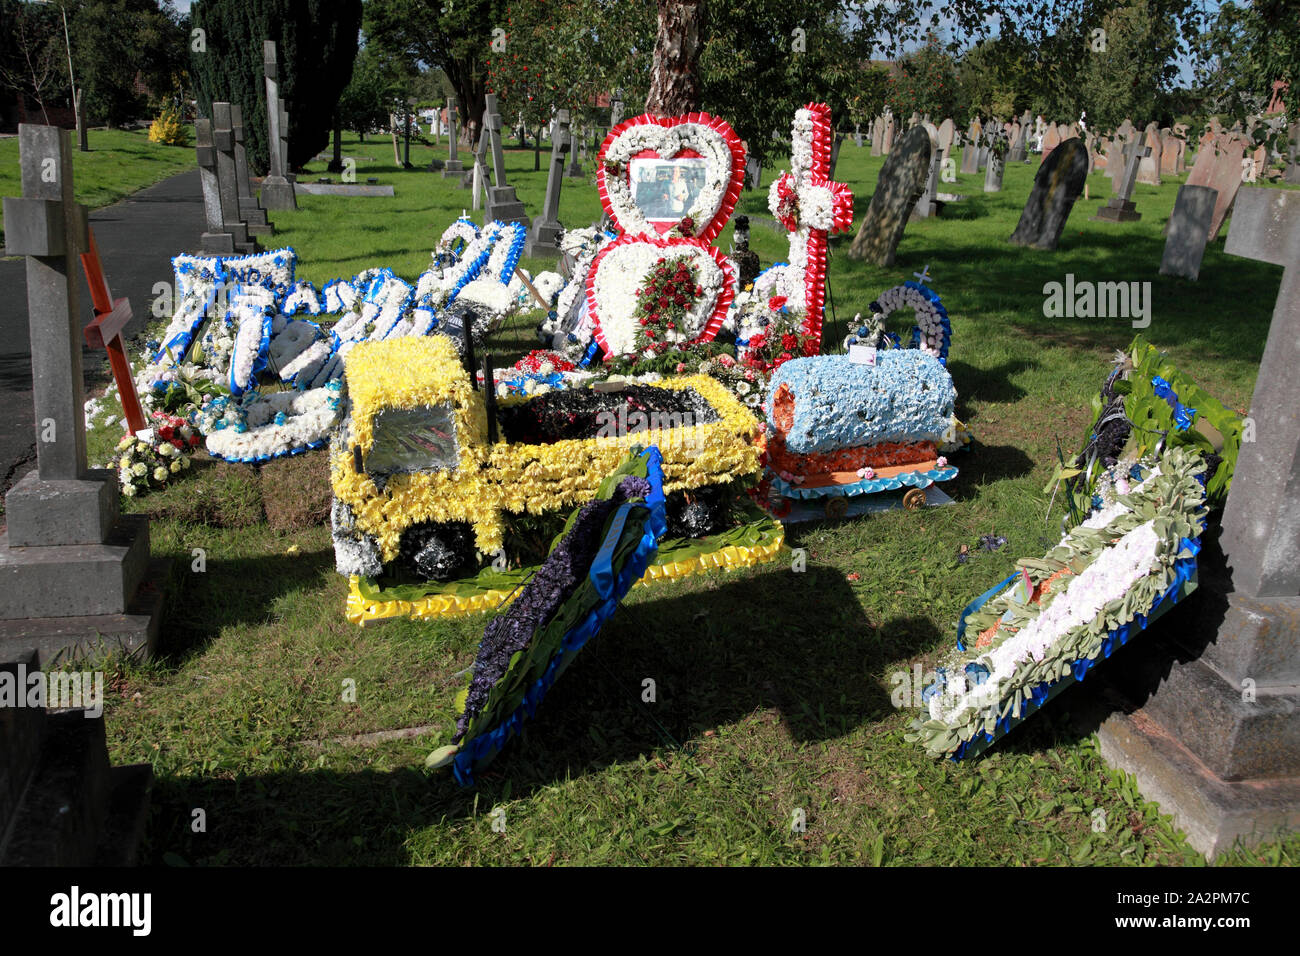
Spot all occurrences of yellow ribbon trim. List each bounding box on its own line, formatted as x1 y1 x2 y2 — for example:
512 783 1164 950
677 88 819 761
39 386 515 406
343 532 785 625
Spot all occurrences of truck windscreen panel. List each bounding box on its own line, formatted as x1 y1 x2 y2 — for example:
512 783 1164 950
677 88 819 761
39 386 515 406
365 404 459 476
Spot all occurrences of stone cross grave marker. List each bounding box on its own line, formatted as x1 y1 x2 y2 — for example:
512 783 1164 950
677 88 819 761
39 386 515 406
260 42 296 210
196 118 239 253
525 108 571 257
442 97 464 178
566 122 585 178
1158 184 1218 280
483 93 529 226
230 103 272 236
1092 139 1150 223
849 124 930 266
911 124 941 220
1009 137 1090 250
0 124 162 660
1098 186 1300 856
211 103 256 254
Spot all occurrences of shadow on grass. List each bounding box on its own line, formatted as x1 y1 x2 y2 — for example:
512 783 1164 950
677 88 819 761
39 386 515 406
142 565 949 864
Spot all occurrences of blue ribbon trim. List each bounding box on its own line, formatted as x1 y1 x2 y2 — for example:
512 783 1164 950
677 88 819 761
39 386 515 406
1151 376 1197 431
769 465 957 500
948 534 1202 760
451 448 668 786
955 571 1019 651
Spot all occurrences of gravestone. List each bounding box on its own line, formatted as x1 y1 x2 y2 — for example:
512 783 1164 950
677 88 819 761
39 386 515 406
854 123 862 148
278 98 293 183
959 135 978 175
848 124 930 266
983 147 1004 192
746 156 762 189
483 93 529 226
1092 140 1150 223
566 122 585 178
1008 122 1028 163
229 104 272 237
1098 187 1300 856
1137 122 1162 186
1185 134 1246 240
881 116 895 154
260 41 296 210
525 108 570 257
0 124 165 662
1040 124 1062 163
195 119 241 254
1158 184 1218 280
1160 128 1180 174
442 97 464 179
1009 137 1089 250
460 122 489 196
937 118 956 165
211 103 257 254
870 116 883 156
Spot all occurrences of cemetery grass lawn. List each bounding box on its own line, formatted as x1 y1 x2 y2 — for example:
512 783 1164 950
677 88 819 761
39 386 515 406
85 135 1300 866
0 128 195 247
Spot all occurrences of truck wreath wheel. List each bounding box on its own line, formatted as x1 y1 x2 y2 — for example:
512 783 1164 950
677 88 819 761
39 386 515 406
399 522 476 581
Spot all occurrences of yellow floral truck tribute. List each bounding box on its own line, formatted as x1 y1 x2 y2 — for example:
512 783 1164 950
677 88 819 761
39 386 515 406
329 336 766 581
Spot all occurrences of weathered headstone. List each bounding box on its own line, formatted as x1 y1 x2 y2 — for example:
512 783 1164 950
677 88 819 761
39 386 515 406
260 41 296 210
1137 122 1162 185
1185 134 1246 240
565 122 585 178
1160 128 1179 175
937 118 956 165
229 104 272 237
1158 184 1218 280
881 116 895 154
1009 137 1089 250
1040 124 1062 163
525 108 570 257
210 103 256 254
1008 122 1028 163
1092 139 1150 223
1099 186 1300 856
912 126 942 220
0 125 164 660
848 124 931 266
870 116 883 156
854 123 862 148
983 146 1004 192
442 97 464 179
483 93 529 226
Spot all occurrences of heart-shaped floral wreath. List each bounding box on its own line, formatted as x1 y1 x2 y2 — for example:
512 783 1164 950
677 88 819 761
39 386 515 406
596 112 746 243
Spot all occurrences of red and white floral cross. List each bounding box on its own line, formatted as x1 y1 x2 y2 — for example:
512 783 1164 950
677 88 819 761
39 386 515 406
768 103 854 350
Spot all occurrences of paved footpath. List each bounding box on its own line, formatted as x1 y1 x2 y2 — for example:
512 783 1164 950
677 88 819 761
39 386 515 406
0 169 204 498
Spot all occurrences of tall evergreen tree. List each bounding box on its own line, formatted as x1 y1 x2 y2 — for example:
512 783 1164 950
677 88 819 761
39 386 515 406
189 0 362 174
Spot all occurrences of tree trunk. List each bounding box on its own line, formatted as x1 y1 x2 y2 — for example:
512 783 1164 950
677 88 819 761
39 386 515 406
646 0 704 117
327 108 343 172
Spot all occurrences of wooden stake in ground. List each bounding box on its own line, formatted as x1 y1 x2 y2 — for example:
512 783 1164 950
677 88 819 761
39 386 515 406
646 0 703 116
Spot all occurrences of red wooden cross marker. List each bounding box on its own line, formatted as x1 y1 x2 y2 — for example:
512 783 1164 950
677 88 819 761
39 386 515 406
79 228 146 434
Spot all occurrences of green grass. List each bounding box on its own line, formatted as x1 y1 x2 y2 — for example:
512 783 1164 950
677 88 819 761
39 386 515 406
0 127 195 246
84 132 1300 866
